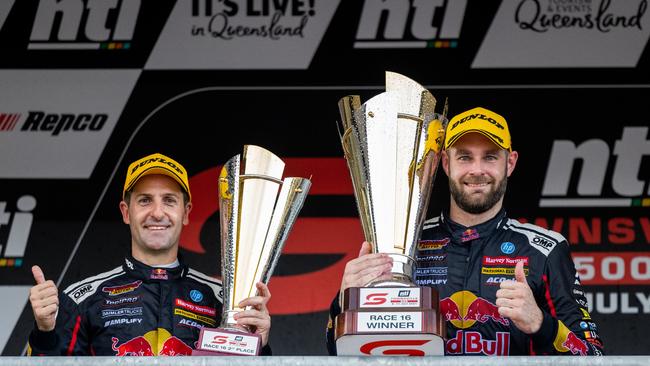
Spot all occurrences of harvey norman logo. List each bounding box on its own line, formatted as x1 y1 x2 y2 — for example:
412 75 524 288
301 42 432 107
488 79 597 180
145 0 341 69
540 127 650 208
472 0 650 68
28 0 140 50
355 0 467 49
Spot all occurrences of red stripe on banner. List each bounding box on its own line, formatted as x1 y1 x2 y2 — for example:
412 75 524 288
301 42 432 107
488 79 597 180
10 114 20 130
542 275 557 318
0 114 7 130
66 315 82 355
282 158 353 195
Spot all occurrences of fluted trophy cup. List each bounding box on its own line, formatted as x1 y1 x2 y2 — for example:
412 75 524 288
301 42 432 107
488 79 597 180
192 145 311 356
334 72 448 356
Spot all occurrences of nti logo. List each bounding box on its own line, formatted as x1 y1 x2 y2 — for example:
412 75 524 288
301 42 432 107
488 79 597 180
29 0 141 50
355 0 467 49
541 127 650 208
0 195 36 268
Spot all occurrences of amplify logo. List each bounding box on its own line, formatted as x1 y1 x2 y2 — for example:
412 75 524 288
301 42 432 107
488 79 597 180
540 127 650 207
28 0 141 50
0 195 36 268
354 0 467 49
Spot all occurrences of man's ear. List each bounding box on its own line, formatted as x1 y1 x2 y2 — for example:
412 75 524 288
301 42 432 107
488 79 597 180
119 201 130 225
182 202 192 226
506 150 518 177
441 150 450 176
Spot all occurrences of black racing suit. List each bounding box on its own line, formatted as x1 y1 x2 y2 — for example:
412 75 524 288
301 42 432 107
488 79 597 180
28 256 271 356
326 209 604 356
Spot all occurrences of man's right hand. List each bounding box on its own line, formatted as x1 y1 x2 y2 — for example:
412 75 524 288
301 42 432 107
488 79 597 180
29 265 59 332
339 241 393 297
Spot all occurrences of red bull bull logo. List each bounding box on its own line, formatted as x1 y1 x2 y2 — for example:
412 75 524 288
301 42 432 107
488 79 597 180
440 290 509 329
111 329 193 356
554 321 589 356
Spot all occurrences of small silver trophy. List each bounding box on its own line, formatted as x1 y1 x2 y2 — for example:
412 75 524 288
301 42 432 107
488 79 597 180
335 72 448 356
193 145 311 356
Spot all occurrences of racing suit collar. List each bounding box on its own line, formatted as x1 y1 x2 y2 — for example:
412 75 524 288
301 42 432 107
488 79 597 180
441 208 508 244
123 255 188 282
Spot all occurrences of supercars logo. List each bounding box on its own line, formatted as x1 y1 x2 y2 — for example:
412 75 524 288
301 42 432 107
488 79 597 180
362 293 388 306
102 280 142 296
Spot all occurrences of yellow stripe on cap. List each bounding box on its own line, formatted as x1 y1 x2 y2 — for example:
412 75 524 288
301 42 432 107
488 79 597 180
123 153 191 201
444 107 511 151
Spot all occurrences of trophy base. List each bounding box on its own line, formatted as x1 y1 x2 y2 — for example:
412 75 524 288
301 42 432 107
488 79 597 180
192 327 262 356
335 286 445 356
337 332 445 356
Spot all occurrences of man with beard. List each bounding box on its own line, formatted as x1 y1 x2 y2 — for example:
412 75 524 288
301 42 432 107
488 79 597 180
326 107 604 356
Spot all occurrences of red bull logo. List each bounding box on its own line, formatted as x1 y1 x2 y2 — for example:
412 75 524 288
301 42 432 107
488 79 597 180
150 268 168 280
111 329 193 356
440 291 509 329
554 321 589 356
446 330 510 355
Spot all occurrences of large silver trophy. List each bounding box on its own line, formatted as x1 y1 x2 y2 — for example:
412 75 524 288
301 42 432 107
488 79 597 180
193 145 311 356
335 72 448 356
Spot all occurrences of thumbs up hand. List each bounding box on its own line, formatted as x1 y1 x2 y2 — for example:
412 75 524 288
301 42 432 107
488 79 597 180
29 265 59 332
495 261 543 334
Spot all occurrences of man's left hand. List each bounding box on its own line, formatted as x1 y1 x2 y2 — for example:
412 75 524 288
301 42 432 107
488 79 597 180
235 282 271 346
495 261 543 334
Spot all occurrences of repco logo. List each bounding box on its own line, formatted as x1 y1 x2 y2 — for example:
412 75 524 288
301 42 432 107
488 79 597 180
355 0 467 48
450 113 505 132
541 127 650 208
362 293 388 306
20 111 107 136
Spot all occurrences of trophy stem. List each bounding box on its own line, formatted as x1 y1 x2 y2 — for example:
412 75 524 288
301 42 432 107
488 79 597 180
219 310 252 333
367 253 416 287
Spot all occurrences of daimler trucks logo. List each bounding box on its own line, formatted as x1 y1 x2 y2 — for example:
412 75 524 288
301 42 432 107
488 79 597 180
28 0 141 50
354 0 467 49
540 127 650 207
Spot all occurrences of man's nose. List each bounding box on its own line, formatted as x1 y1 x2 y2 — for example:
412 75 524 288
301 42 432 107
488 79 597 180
150 200 165 219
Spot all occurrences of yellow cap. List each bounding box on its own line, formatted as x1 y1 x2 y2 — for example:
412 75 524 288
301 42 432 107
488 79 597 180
123 153 191 202
444 107 511 151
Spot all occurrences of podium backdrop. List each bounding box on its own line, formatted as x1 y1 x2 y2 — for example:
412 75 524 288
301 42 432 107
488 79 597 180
1 0 649 355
